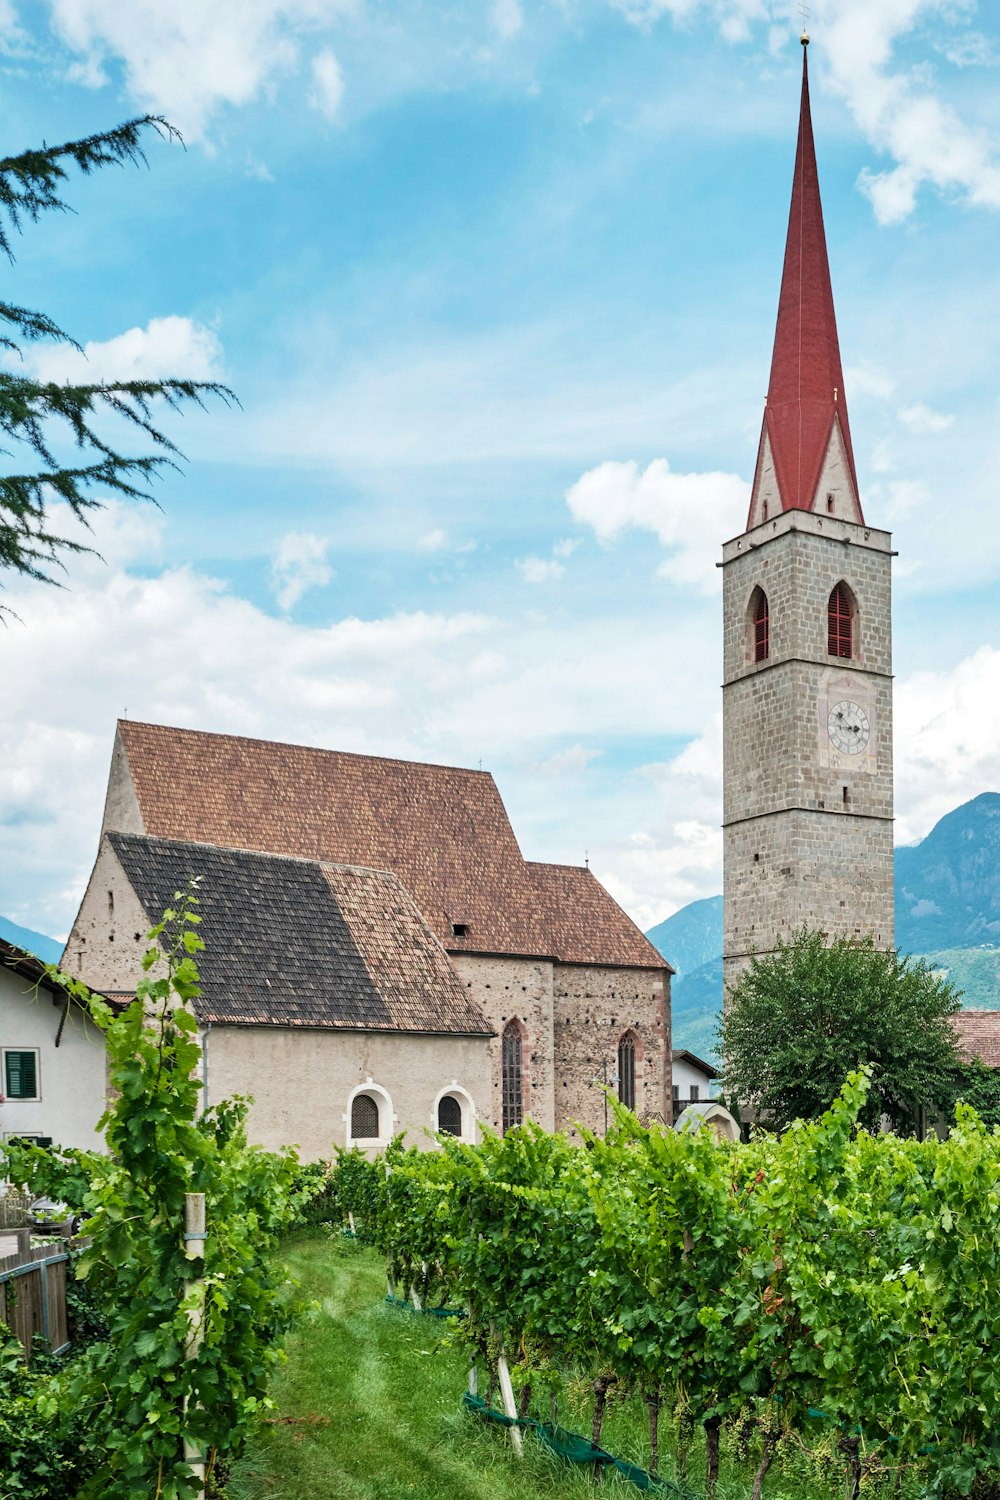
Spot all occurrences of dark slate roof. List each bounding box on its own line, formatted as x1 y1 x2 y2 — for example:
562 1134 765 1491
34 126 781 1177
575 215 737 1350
115 720 664 969
107 833 492 1034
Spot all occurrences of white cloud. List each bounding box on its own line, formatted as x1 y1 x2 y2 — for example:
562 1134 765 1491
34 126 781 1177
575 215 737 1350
939 32 996 68
0 499 726 935
895 645 1000 844
607 1 1000 223
271 531 334 611
593 714 724 930
47 0 354 140
245 154 275 182
552 538 579 559
538 745 603 776
516 556 565 583
565 457 746 592
898 402 955 434
416 528 476 554
490 0 523 41
845 363 896 401
24 316 224 385
310 46 343 120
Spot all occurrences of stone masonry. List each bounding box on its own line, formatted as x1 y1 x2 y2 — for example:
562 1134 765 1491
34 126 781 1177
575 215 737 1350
722 508 894 992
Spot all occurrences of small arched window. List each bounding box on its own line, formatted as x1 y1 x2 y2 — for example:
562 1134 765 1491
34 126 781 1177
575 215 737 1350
750 587 769 663
437 1095 462 1136
501 1021 523 1134
828 582 853 658
617 1033 637 1112
351 1092 380 1140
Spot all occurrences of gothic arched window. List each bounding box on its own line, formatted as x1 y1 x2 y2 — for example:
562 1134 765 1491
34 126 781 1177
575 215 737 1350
501 1021 523 1134
750 587 769 663
351 1092 380 1140
828 582 853 659
617 1032 637 1111
437 1095 462 1136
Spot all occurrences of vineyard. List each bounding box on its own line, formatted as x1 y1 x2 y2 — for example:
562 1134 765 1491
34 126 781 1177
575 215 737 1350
327 1072 1000 1500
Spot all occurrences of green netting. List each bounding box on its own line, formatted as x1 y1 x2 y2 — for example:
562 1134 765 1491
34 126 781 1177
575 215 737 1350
462 1392 695 1495
386 1290 467 1314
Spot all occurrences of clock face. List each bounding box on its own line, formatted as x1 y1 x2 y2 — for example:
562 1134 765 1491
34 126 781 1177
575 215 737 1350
828 700 871 755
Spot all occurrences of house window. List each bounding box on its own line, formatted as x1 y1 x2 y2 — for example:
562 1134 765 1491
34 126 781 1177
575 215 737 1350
749 587 769 663
3 1050 39 1101
617 1033 637 1111
690 1084 700 1102
828 582 853 658
451 922 468 938
351 1092 380 1140
501 1022 523 1134
437 1095 462 1136
672 1084 680 1101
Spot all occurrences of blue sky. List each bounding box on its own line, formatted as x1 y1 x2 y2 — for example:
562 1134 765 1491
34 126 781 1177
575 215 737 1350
2 0 1000 939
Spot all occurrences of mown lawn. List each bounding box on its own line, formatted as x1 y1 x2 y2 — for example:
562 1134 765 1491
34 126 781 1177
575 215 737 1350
225 1233 929 1500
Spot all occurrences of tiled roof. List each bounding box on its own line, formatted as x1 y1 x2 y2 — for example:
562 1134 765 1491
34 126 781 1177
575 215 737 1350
527 863 668 970
115 721 663 968
107 833 492 1034
952 1010 1000 1069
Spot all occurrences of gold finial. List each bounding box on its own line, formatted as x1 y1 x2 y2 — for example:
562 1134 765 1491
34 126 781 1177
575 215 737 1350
799 1 809 43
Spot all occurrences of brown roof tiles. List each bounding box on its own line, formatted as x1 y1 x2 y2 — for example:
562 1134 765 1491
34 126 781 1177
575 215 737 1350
952 1010 1000 1069
114 721 664 970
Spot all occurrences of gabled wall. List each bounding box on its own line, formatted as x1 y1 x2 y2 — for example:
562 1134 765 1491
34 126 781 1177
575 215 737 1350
0 968 106 1152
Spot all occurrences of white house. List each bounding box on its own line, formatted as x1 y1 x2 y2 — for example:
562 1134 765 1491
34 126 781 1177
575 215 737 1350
0 940 107 1153
671 1048 720 1123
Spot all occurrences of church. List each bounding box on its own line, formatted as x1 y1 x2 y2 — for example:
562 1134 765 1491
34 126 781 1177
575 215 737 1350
64 719 671 1156
721 37 894 990
60 37 892 1158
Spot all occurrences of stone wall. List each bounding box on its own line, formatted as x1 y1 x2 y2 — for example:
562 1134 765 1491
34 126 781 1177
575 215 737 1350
552 963 670 1137
721 509 894 991
450 953 555 1133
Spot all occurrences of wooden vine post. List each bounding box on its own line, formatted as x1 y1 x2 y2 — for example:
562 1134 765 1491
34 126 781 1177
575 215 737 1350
491 1321 523 1455
183 1191 207 1499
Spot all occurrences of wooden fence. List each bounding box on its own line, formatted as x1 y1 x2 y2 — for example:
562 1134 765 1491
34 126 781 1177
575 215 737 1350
0 1237 78 1359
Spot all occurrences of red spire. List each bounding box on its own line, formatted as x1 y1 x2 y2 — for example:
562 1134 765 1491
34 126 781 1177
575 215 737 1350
748 42 863 527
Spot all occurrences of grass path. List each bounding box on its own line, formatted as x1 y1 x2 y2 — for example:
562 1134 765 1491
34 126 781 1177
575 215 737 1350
225 1234 923 1500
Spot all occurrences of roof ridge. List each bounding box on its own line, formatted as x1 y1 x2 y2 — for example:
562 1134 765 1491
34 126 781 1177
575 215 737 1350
118 718 493 780
109 829 399 883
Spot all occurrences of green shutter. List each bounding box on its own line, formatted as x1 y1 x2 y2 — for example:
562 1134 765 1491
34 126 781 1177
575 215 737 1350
5 1050 38 1099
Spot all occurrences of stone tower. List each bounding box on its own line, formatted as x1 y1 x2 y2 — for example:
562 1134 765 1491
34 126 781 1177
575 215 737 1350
721 40 894 994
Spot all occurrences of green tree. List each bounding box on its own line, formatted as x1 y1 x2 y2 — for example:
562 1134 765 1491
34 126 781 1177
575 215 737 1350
719 927 962 1132
954 1056 1000 1129
0 118 231 601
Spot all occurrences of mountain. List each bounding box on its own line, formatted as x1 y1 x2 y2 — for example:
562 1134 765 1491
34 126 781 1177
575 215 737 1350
651 793 1000 1062
645 895 722 982
0 915 63 965
895 793 1000 953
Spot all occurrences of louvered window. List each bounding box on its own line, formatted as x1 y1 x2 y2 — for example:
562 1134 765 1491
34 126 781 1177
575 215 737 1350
437 1096 462 1136
617 1034 636 1111
4 1050 38 1100
501 1022 523 1134
828 582 853 658
351 1093 380 1140
752 588 769 662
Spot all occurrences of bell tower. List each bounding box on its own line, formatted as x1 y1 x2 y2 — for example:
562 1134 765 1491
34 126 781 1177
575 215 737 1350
721 37 894 994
